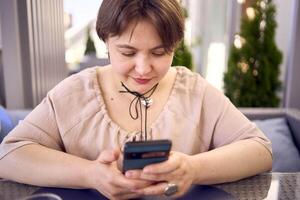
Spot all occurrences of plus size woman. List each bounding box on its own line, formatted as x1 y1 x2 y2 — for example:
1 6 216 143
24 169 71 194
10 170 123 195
0 0 272 199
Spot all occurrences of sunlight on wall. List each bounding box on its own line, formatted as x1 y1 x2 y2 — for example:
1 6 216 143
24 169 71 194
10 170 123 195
205 42 226 91
64 0 105 71
185 18 192 46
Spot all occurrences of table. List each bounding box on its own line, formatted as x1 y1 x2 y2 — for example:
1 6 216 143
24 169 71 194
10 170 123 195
214 172 300 200
0 173 299 200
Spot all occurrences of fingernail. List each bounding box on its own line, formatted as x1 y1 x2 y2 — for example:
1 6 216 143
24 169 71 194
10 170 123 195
143 167 150 173
125 171 133 178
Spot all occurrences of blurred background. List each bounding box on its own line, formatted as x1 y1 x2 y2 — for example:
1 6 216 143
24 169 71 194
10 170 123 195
0 0 299 110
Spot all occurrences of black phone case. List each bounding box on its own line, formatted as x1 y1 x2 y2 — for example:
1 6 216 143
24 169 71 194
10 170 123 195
123 139 172 172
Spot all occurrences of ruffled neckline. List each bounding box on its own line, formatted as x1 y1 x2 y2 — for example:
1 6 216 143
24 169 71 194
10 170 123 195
91 67 185 137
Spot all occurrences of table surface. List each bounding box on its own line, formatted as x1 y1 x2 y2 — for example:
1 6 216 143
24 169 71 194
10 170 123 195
0 172 299 200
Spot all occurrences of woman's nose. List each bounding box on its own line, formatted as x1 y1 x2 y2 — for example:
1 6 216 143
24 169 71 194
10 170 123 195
135 55 152 75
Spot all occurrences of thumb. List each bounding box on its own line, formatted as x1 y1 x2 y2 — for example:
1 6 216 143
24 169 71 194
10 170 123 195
97 148 120 164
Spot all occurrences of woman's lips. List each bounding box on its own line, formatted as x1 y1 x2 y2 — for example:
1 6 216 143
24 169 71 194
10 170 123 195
133 78 151 84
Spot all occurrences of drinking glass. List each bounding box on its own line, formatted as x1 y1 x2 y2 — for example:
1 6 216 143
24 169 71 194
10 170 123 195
20 193 62 200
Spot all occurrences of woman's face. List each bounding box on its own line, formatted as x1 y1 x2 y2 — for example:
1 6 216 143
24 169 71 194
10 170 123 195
106 20 174 93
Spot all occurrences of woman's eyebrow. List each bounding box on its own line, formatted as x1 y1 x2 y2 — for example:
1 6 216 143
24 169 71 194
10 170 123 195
151 45 165 50
116 44 164 50
116 44 136 50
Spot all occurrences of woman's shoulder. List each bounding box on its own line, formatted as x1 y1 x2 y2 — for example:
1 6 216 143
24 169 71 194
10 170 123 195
49 66 103 100
46 67 103 128
173 66 208 93
49 67 99 96
172 66 227 109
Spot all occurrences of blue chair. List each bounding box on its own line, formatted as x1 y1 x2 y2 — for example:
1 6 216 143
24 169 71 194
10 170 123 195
0 106 31 142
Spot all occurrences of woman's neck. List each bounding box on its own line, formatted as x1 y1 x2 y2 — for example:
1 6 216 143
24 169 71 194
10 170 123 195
107 66 175 101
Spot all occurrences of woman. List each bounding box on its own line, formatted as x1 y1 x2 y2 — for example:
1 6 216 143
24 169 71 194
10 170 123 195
0 0 272 199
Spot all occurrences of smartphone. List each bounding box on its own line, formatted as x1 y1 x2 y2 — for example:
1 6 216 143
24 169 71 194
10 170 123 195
123 139 172 172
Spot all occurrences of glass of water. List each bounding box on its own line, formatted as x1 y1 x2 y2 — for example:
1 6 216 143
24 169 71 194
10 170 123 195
20 193 62 200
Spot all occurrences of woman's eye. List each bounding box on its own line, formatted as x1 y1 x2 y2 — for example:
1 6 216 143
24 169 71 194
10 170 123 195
152 52 165 56
122 52 135 57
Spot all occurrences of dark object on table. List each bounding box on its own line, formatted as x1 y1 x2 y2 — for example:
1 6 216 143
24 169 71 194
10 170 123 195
34 188 108 200
33 185 234 200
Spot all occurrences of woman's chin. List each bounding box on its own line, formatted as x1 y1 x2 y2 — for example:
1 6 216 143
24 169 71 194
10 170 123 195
126 81 157 94
133 86 151 94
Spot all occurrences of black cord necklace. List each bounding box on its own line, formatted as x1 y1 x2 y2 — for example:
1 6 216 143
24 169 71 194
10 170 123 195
119 82 158 141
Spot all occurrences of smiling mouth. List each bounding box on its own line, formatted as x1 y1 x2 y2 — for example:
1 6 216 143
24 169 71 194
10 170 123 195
133 78 151 84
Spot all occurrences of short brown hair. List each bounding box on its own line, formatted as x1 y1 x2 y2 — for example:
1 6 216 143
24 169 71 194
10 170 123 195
96 0 184 52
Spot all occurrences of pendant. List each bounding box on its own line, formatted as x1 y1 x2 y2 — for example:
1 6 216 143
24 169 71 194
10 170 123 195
141 98 153 108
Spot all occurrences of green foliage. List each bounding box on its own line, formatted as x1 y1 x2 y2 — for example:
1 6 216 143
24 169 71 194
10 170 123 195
172 40 193 71
84 28 97 55
171 5 193 71
224 0 282 107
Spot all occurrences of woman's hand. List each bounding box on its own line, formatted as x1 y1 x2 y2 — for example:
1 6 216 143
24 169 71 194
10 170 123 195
87 149 153 200
124 151 196 198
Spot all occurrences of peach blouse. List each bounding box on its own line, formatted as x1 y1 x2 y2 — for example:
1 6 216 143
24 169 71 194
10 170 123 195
0 67 271 160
